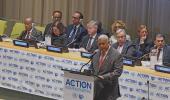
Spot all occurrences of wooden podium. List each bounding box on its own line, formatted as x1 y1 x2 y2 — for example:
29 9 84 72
63 70 94 100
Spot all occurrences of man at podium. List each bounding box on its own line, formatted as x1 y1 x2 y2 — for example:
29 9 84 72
89 34 123 100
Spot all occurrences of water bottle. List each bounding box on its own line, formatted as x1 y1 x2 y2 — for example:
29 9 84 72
150 49 157 70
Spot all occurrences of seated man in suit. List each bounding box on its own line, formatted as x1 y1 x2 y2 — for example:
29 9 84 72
112 29 135 57
18 17 43 42
89 34 123 100
66 11 87 48
51 22 67 47
80 20 99 53
151 34 170 65
133 25 154 58
43 10 63 40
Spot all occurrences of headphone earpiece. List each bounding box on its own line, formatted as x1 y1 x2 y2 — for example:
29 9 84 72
32 23 35 27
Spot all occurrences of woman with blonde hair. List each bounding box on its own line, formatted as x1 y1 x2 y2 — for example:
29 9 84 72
110 20 131 44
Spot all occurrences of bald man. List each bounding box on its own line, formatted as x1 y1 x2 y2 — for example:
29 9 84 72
89 35 123 100
18 17 43 42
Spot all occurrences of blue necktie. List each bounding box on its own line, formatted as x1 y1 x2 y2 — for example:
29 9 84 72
69 26 77 42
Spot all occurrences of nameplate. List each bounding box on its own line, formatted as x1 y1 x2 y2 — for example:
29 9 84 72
13 40 29 48
46 45 62 53
80 52 93 59
123 58 135 67
155 65 170 73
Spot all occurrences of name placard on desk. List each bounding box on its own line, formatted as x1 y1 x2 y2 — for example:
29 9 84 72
13 40 29 47
155 65 170 73
80 52 93 59
46 45 62 53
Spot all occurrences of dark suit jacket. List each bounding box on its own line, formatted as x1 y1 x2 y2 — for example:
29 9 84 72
112 40 135 57
43 23 53 40
90 47 123 100
51 33 67 47
18 28 43 42
133 37 154 57
163 45 170 65
66 24 87 48
80 34 99 53
151 45 170 65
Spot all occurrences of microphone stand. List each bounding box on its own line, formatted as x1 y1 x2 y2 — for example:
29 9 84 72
141 80 150 100
147 80 150 100
79 58 92 72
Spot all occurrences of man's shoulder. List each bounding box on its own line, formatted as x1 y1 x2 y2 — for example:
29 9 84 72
33 28 42 34
67 24 73 29
110 47 121 56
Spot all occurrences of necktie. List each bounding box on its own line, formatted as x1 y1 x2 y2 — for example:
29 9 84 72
69 26 77 42
157 48 161 61
25 31 30 39
86 37 92 51
98 53 105 68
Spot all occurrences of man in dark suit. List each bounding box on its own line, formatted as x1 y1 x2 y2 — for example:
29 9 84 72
112 29 135 57
90 34 123 100
151 34 170 65
18 17 43 42
80 20 99 53
43 10 63 40
66 11 87 48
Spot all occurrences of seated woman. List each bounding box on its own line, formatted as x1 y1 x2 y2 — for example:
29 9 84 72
110 20 131 44
133 25 154 58
51 22 67 47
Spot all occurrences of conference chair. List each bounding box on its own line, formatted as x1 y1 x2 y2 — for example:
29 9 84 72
0 20 7 35
10 22 25 39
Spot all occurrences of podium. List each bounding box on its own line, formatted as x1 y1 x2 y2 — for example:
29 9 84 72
63 70 94 100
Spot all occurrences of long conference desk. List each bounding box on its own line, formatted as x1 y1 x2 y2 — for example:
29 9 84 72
0 42 170 100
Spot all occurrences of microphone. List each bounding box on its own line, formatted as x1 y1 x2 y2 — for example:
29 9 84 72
66 38 77 47
124 44 136 55
137 52 150 60
163 62 170 66
123 44 144 66
79 52 97 73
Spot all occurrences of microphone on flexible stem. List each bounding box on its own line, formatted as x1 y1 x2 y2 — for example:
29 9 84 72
66 38 77 47
124 44 136 55
79 52 97 73
25 34 40 49
79 59 92 72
